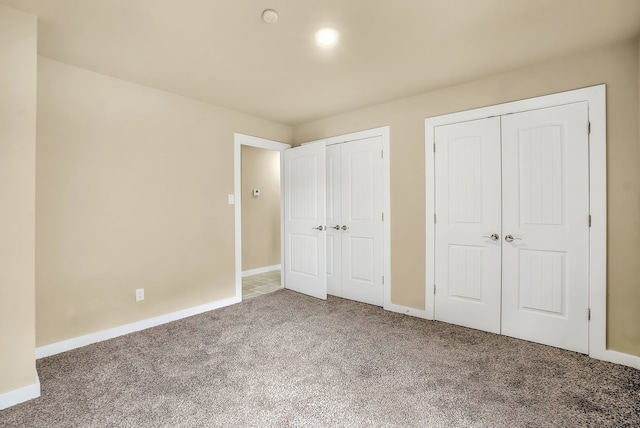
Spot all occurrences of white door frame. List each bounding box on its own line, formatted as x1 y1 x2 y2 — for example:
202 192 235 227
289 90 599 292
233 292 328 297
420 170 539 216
425 85 625 366
306 126 392 309
234 133 291 300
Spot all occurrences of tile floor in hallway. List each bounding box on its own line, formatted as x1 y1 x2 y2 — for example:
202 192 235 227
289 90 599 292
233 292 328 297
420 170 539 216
242 270 282 300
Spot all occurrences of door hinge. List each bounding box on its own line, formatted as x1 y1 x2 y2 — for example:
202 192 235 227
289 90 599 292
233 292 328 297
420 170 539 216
433 144 436 153
588 215 592 227
382 276 385 285
434 214 436 224
588 308 591 321
382 212 384 221
381 149 384 158
588 121 591 134
434 284 436 294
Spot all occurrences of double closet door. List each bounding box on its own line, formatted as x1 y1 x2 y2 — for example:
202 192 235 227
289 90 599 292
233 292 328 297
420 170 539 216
434 102 590 353
327 137 384 306
283 135 384 307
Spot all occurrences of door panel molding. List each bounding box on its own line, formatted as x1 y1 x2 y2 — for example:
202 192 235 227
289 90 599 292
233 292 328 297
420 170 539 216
425 85 619 365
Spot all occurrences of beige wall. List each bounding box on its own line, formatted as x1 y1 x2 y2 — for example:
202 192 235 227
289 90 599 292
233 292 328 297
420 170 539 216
241 146 281 271
36 57 292 346
0 5 37 394
293 40 640 357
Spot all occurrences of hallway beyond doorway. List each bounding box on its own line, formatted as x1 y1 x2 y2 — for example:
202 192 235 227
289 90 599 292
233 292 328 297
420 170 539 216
242 270 281 300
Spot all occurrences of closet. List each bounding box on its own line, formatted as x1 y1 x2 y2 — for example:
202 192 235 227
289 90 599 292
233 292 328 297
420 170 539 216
283 129 387 307
433 102 590 354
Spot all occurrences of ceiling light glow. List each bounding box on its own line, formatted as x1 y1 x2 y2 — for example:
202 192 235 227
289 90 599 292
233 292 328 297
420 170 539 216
315 28 339 47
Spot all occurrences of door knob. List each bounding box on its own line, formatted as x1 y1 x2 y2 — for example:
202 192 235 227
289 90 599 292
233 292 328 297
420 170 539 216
313 225 326 231
341 225 349 231
332 225 341 230
504 235 522 242
482 233 500 241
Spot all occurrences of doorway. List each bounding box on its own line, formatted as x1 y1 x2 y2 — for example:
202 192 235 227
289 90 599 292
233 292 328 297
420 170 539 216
234 134 290 300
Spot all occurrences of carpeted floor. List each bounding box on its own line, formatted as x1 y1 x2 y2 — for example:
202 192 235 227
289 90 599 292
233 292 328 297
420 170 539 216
1 290 639 427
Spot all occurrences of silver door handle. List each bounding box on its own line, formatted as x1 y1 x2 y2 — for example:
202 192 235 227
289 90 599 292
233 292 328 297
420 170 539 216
341 225 349 231
313 225 326 231
504 235 522 242
482 233 500 241
332 225 341 230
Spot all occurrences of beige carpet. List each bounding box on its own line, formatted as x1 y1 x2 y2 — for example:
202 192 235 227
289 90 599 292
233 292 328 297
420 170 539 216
1 290 639 427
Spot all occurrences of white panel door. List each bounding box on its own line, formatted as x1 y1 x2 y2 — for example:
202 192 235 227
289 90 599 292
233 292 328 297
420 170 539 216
501 102 590 353
326 144 342 296
434 117 502 334
283 142 327 300
340 137 384 306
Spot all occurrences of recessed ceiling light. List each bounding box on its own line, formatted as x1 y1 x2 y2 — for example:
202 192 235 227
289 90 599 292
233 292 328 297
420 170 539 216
262 9 278 24
315 28 339 47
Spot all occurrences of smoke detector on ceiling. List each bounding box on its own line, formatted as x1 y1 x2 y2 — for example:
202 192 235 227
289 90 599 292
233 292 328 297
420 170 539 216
262 9 278 24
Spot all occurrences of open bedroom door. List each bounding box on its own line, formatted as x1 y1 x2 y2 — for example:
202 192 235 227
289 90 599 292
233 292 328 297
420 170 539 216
283 141 327 299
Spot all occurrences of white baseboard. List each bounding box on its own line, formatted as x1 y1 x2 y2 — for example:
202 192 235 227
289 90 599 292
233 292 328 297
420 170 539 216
36 295 241 359
383 303 640 370
592 348 640 370
29 289 640 383
0 372 40 410
242 264 281 277
384 302 430 320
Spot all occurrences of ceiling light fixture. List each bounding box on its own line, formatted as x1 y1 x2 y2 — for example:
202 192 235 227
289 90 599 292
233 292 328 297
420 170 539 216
262 9 278 24
315 28 339 47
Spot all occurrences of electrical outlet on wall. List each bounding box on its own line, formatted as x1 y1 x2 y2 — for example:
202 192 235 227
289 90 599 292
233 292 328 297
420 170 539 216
136 288 144 302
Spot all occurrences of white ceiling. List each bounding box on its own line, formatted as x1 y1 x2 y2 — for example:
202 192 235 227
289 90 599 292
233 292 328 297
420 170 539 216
2 0 640 125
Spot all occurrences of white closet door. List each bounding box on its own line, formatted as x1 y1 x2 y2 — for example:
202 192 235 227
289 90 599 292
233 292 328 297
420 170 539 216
434 117 502 334
283 142 327 300
340 136 384 306
326 144 342 296
501 102 590 353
